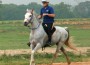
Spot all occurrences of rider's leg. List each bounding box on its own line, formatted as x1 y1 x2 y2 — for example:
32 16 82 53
42 23 53 46
46 23 53 43
27 42 31 47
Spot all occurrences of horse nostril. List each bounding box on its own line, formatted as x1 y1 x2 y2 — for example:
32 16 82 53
24 22 28 26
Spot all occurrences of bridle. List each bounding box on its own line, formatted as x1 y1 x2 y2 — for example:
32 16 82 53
25 13 33 24
26 13 41 30
27 23 41 30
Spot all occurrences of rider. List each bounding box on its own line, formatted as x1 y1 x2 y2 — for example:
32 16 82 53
38 0 55 46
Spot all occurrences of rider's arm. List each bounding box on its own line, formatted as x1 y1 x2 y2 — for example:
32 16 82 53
48 7 55 17
42 13 55 17
42 7 55 17
47 14 55 17
38 15 42 19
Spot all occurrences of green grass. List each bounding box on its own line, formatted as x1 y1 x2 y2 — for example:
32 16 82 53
0 20 90 50
70 29 90 47
0 20 29 49
0 20 90 65
60 24 90 47
0 52 90 65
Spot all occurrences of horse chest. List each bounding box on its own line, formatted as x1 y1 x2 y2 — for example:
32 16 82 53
30 32 43 40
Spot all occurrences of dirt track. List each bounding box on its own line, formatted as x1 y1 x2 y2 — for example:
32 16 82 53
0 47 90 56
52 62 90 65
0 47 90 65
37 62 90 65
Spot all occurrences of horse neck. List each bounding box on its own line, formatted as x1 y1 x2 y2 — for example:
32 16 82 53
31 14 39 29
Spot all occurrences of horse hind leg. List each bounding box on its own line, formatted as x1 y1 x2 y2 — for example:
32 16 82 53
60 47 71 65
51 47 59 64
51 41 64 64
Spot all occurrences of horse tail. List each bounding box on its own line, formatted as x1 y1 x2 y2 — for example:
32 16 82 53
64 27 77 51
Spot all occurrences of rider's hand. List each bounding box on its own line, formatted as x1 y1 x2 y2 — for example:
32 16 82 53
38 15 42 19
43 13 48 17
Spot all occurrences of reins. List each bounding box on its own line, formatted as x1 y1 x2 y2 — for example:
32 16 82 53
27 13 42 30
27 22 41 30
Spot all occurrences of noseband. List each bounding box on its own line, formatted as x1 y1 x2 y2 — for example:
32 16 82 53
26 13 41 30
29 14 33 23
25 14 33 24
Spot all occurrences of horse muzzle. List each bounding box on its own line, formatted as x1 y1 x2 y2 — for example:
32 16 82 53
24 22 29 26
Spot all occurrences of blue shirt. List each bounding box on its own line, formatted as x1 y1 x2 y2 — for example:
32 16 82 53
40 6 54 23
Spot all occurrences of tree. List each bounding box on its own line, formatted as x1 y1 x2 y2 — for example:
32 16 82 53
53 2 75 19
0 1 90 20
0 0 2 4
73 1 90 18
0 0 2 8
0 0 2 20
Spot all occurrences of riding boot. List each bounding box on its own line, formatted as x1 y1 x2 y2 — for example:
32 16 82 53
27 42 31 47
46 35 52 46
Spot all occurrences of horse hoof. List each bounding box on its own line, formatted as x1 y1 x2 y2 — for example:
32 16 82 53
68 61 71 65
30 61 35 65
27 42 31 47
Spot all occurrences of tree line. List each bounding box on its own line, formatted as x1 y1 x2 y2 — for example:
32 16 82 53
0 1 90 20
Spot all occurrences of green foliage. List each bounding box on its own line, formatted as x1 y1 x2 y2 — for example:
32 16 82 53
0 2 42 20
0 0 2 19
0 1 90 20
0 0 2 4
73 1 90 18
53 2 74 19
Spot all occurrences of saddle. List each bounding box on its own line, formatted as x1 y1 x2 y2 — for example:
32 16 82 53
42 23 56 37
50 27 56 35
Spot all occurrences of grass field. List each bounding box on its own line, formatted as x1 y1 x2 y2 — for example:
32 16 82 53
0 19 90 65
0 19 90 50
0 52 90 65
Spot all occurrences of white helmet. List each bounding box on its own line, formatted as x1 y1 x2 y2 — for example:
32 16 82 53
42 0 49 2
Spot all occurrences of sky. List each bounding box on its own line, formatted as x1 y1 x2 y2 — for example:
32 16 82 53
1 0 90 5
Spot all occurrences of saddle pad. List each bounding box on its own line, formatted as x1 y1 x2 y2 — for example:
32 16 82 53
51 27 56 35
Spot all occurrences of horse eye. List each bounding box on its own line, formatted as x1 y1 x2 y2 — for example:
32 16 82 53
29 15 31 17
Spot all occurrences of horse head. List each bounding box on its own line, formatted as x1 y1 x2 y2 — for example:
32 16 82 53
24 9 34 26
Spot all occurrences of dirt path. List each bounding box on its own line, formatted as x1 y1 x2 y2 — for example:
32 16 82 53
52 62 90 65
0 47 90 65
38 62 90 65
0 47 90 56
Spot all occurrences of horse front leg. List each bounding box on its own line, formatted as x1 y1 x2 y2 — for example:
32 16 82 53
30 43 42 65
30 43 35 65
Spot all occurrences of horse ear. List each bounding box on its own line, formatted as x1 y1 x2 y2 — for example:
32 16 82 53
31 9 34 14
26 9 28 12
26 9 29 12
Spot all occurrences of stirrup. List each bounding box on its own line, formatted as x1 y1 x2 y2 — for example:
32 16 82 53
27 42 31 47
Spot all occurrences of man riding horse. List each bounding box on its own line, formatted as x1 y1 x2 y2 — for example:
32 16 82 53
27 0 55 47
38 0 55 46
24 0 77 65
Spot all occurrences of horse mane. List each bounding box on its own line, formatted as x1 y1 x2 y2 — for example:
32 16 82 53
33 11 42 23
